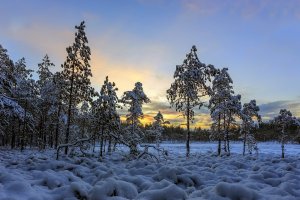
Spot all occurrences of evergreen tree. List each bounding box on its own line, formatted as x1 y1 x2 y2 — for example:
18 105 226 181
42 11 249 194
0 45 25 143
61 21 94 154
36 55 56 149
167 45 216 157
273 109 298 158
122 82 150 155
240 100 261 155
52 71 66 148
209 68 241 155
147 111 167 148
93 76 121 157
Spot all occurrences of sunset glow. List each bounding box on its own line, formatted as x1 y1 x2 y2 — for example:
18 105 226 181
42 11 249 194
1 0 300 128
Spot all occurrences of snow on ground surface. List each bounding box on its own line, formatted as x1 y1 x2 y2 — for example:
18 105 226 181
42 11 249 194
0 142 299 200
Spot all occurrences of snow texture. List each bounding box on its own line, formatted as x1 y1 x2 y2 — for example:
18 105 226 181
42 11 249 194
0 142 300 200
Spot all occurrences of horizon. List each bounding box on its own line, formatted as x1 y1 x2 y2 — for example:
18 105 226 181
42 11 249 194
1 0 300 128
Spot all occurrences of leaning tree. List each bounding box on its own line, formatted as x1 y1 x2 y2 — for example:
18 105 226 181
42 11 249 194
167 45 216 156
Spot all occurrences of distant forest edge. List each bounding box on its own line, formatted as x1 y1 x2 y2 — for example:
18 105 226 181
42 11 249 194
1 21 300 159
150 122 300 143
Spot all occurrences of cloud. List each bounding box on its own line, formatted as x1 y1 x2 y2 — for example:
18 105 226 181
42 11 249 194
180 0 300 20
259 100 300 120
2 21 73 71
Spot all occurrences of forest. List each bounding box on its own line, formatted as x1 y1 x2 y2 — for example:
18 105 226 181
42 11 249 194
1 21 300 160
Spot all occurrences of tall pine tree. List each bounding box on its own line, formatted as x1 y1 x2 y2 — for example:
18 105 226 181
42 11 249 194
167 46 216 157
61 21 94 154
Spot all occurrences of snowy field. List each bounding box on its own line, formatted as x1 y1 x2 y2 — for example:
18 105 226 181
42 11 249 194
0 142 300 200
158 141 300 156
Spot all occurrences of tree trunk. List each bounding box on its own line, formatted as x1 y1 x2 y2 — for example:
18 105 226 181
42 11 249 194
218 114 221 156
65 66 75 155
186 98 190 157
55 103 61 149
21 100 28 151
223 114 227 153
11 118 16 149
281 127 285 158
93 130 96 152
243 131 246 156
226 112 231 155
100 128 104 158
108 136 112 154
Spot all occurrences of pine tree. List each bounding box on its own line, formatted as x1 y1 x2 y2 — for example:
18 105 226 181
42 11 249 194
240 100 261 155
121 82 150 155
209 68 241 155
273 109 298 158
61 21 94 154
93 76 121 157
167 45 216 157
52 71 66 149
37 55 56 149
147 111 167 148
13 58 38 150
0 45 25 142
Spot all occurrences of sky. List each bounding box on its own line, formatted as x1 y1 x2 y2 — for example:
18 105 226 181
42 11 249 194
1 0 300 128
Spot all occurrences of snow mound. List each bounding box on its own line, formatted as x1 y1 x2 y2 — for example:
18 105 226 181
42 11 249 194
137 183 187 200
89 178 138 199
215 182 260 200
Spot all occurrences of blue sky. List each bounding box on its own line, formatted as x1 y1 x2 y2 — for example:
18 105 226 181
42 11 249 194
1 0 300 127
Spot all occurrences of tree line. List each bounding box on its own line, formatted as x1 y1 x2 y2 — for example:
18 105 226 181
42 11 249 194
1 21 299 159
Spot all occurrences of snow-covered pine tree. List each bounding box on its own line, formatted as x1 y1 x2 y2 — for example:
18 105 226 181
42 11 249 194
167 45 216 157
52 71 66 148
12 58 38 150
147 111 165 148
37 55 54 87
240 100 261 155
93 76 121 157
209 68 238 155
122 82 150 155
0 45 25 143
61 21 94 154
223 94 241 155
273 109 298 158
37 55 56 149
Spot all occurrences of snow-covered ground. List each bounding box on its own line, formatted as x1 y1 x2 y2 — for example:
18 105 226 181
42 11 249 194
158 141 300 156
0 142 299 200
